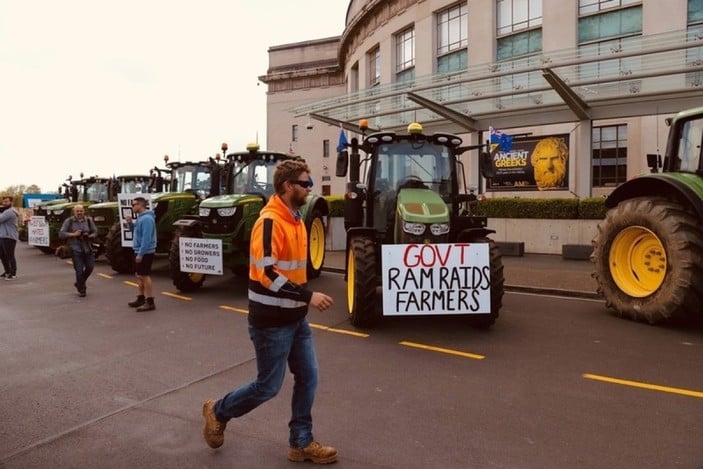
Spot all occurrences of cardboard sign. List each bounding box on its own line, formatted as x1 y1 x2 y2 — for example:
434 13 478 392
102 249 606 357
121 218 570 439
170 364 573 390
381 243 491 316
178 237 223 275
117 194 152 247
28 216 50 247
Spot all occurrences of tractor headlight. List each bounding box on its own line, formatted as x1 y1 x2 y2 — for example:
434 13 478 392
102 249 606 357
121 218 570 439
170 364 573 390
430 223 450 236
199 207 210 217
217 207 237 217
53 209 64 215
403 221 426 236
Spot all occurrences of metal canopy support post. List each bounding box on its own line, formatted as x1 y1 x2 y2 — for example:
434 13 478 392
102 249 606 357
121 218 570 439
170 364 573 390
574 119 593 198
405 92 478 132
542 68 591 120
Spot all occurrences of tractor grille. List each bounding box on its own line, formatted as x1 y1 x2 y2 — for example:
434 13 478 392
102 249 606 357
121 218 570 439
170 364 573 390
89 207 116 228
201 209 243 235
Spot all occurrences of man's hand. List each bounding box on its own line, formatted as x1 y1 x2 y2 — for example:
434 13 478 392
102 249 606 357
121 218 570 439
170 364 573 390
135 255 142 263
310 292 333 311
72 230 82 238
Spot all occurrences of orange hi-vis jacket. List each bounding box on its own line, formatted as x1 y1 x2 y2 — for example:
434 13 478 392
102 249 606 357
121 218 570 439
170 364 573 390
248 194 312 328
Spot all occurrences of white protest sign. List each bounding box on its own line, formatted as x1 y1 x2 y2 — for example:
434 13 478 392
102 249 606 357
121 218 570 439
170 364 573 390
381 243 491 316
117 194 152 248
28 216 50 247
179 237 223 275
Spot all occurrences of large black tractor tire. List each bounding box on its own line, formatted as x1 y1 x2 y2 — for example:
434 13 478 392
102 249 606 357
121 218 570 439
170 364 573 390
169 227 206 292
306 210 326 279
347 236 380 328
468 237 505 329
105 222 135 274
591 197 703 324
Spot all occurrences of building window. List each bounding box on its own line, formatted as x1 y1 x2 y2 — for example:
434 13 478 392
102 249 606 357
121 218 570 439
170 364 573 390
437 3 468 74
579 0 640 15
687 0 703 87
292 124 299 142
396 27 415 74
323 139 330 158
592 124 627 187
496 0 542 61
497 0 542 35
368 47 380 87
578 5 642 43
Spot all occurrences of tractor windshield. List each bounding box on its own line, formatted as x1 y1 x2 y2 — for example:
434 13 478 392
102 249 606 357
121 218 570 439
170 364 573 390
674 117 703 172
373 141 452 198
231 159 276 198
119 179 147 194
85 182 108 202
172 165 213 197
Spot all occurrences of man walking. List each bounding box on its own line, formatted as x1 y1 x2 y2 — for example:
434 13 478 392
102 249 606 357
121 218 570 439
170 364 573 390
128 197 157 312
59 205 96 297
202 160 337 464
0 196 19 280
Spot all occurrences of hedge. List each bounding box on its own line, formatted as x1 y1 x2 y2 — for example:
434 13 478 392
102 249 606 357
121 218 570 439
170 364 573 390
323 195 607 220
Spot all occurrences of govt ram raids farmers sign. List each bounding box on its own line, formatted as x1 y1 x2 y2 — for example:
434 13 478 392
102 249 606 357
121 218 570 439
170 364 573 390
381 243 491 316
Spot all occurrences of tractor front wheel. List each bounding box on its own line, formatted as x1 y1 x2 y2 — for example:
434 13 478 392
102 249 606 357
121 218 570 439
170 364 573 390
169 227 206 292
307 210 326 279
469 237 505 329
592 196 703 323
105 222 134 274
347 236 380 328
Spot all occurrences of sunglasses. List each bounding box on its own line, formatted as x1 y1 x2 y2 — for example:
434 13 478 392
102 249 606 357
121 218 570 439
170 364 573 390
290 180 313 189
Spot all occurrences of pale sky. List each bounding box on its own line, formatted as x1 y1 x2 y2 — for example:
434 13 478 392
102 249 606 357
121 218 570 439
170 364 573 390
0 0 349 193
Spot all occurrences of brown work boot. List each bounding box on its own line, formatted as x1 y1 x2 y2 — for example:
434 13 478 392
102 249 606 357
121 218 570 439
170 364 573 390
136 298 155 312
202 399 227 449
288 441 338 464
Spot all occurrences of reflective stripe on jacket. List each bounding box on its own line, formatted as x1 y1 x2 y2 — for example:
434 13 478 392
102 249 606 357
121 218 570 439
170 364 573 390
248 194 312 328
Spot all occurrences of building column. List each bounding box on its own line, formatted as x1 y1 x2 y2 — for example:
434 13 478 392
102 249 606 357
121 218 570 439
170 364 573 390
573 119 592 198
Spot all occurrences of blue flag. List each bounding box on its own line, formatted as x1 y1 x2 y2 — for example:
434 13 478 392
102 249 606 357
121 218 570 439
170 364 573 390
489 126 513 152
337 128 348 153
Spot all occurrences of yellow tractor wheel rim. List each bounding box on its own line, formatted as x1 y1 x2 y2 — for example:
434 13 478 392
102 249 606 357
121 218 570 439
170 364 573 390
609 226 667 298
188 273 204 284
347 248 355 316
309 217 325 270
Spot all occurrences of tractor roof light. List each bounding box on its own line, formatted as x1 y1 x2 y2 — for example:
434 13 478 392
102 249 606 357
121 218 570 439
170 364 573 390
408 122 423 134
247 142 260 152
221 142 228 153
163 154 169 163
359 119 369 131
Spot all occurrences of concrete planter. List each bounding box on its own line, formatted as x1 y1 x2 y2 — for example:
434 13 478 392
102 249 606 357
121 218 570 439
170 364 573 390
325 217 599 255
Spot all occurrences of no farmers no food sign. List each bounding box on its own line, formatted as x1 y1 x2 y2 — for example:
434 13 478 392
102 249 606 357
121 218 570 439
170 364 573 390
179 237 223 275
381 243 491 316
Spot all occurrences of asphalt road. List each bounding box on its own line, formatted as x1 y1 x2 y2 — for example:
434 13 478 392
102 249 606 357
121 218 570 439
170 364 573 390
1 244 703 469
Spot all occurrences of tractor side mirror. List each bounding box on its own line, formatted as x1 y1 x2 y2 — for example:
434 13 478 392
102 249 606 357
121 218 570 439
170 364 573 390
336 151 348 177
479 151 495 179
646 153 661 173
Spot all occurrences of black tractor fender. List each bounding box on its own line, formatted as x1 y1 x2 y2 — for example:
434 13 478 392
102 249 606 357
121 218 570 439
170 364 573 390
303 195 329 227
605 175 703 222
456 227 496 243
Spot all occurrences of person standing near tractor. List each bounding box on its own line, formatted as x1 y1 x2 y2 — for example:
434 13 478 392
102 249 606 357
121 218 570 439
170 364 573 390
59 205 97 297
128 197 157 312
201 160 338 464
0 196 19 280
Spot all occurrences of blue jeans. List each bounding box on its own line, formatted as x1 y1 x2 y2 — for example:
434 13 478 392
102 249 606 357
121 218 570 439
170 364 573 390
71 249 95 293
214 318 318 448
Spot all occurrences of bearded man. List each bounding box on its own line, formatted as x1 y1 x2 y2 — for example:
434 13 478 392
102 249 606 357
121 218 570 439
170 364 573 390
531 137 569 190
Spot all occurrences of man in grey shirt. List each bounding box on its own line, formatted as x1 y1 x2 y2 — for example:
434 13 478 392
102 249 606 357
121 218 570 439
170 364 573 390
59 205 97 297
0 196 19 280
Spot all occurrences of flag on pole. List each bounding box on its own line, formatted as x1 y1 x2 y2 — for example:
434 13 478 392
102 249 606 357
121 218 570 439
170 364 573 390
489 126 513 152
336 125 348 153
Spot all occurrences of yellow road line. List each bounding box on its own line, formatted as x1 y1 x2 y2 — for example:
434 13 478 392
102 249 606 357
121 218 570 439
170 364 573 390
162 292 191 301
219 305 249 314
97 273 113 279
583 373 703 399
399 341 485 360
123 281 139 288
310 323 369 338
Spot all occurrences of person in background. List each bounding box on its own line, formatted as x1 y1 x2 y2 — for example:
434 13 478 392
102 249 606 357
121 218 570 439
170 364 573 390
59 205 97 297
201 160 337 464
128 197 156 312
0 196 19 280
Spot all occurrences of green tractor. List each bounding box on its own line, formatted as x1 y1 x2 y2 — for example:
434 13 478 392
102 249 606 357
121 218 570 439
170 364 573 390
87 174 152 258
169 143 328 292
592 106 703 324
336 121 504 328
103 157 224 273
32 175 110 256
